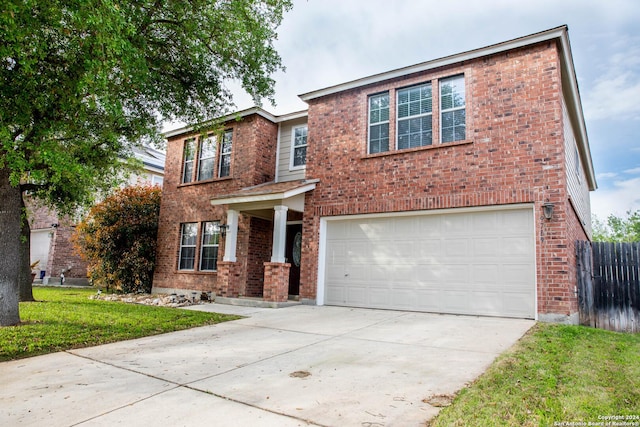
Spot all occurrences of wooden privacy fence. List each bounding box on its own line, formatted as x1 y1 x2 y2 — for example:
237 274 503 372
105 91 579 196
576 241 640 333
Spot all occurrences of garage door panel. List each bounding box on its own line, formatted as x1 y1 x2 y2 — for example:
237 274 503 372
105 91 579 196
392 240 416 259
471 291 502 314
417 215 443 235
501 236 534 256
324 208 535 318
443 215 467 234
346 286 367 305
327 241 347 265
441 290 470 312
472 264 500 283
473 238 500 257
472 212 499 233
417 239 443 259
369 288 391 306
502 210 532 230
444 238 470 257
502 264 534 284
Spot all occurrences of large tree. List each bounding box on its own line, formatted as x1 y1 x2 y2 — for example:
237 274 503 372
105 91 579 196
592 210 640 242
0 0 292 326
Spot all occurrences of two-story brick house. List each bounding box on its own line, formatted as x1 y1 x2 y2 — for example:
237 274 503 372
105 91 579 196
152 26 596 323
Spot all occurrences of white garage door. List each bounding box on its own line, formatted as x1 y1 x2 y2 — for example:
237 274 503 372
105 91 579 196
323 207 535 318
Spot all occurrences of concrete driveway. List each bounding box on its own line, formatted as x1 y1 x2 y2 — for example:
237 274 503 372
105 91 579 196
1 304 533 426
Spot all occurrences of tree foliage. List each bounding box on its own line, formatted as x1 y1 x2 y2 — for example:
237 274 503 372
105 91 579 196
0 0 292 325
74 185 161 293
592 210 640 242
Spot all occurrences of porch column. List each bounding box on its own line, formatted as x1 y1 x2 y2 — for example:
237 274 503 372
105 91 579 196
223 209 239 262
271 205 288 263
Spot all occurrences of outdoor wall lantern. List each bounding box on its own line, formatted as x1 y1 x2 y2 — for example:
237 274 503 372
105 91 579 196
218 224 230 237
542 202 555 220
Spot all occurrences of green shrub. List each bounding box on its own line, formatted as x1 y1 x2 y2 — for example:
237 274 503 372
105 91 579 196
74 185 161 293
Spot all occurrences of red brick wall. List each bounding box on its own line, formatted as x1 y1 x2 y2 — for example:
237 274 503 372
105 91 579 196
152 113 278 294
263 262 290 302
300 41 577 318
27 201 88 282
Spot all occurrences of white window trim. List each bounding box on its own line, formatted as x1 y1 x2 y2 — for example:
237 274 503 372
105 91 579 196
289 125 308 170
395 83 433 150
182 138 196 184
178 223 197 271
439 75 466 144
367 92 390 155
218 130 233 178
197 134 217 181
151 175 164 187
199 221 220 271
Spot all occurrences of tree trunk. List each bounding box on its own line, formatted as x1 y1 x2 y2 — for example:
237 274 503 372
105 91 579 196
19 196 35 302
0 167 22 326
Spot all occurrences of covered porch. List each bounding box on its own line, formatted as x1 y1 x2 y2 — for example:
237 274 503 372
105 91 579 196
211 179 317 303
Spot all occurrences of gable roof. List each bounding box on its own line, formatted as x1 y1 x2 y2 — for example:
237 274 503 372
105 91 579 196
163 107 308 139
299 25 596 191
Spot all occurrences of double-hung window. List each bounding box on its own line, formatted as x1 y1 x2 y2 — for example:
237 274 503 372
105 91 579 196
397 83 433 149
199 221 220 271
292 125 308 168
218 130 233 178
368 93 390 154
182 139 196 184
440 75 466 143
178 223 198 270
197 135 217 181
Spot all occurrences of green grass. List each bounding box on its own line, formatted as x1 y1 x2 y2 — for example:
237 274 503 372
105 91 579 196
430 323 640 426
0 287 241 362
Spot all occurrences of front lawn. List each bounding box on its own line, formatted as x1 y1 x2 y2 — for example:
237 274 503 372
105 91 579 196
0 287 240 362
430 323 640 426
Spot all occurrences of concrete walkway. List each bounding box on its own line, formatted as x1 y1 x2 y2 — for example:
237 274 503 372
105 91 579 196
1 304 534 426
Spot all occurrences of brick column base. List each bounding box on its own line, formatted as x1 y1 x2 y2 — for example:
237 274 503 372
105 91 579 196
263 262 291 302
216 261 242 297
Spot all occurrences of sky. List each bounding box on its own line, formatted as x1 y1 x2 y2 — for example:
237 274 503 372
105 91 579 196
183 0 640 220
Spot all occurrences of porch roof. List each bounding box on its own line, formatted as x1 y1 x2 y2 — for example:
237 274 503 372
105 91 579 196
210 179 318 209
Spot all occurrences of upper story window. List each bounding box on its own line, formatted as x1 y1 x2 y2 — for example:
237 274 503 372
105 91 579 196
365 74 466 155
182 138 196 184
181 129 233 183
291 125 308 168
151 175 164 187
368 93 390 154
440 75 466 143
218 130 233 178
397 83 433 149
197 135 217 181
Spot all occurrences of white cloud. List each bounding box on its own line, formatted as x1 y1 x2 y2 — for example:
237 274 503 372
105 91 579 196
623 167 640 175
584 72 640 121
597 172 619 180
591 176 640 218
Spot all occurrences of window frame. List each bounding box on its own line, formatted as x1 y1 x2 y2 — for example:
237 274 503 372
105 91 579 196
396 82 433 150
199 221 220 271
197 134 217 181
178 222 198 270
439 75 466 144
290 125 308 170
368 92 390 154
218 129 233 178
181 138 197 184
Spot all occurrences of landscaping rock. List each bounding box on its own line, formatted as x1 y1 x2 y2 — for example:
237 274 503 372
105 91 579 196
88 292 213 308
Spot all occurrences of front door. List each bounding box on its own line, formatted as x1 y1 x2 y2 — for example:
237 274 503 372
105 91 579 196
285 224 302 296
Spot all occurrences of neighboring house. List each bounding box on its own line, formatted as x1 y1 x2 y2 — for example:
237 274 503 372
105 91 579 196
152 26 596 323
29 145 166 285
